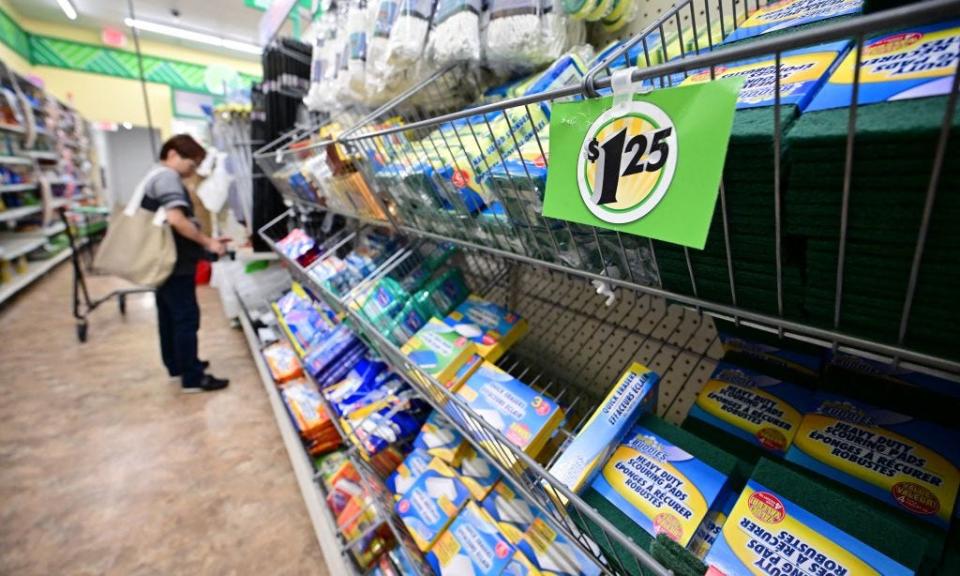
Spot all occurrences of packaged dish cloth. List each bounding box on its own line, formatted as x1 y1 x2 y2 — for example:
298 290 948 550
426 500 518 576
785 392 960 528
685 361 815 457
386 0 435 72
428 0 482 66
455 361 565 470
722 0 863 44
484 0 575 70
705 468 915 575
395 456 471 551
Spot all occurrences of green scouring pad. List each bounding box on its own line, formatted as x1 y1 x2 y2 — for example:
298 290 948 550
576 415 745 576
752 458 942 574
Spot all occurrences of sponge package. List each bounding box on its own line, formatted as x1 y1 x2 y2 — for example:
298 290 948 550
704 477 914 575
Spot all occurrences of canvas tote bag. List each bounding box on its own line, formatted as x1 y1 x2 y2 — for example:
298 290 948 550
93 167 177 287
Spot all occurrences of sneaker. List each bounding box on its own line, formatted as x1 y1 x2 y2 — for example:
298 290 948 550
181 374 230 393
169 360 210 379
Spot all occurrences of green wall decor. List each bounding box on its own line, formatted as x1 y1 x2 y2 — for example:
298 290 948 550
0 6 261 97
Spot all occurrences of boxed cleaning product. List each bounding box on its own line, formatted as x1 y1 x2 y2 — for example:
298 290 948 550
481 480 537 544
444 353 483 393
395 456 471 551
401 318 479 385
826 350 960 400
785 392 960 528
516 516 603 576
386 448 434 497
722 0 863 44
686 362 814 455
704 478 913 576
717 326 823 386
457 445 502 501
546 362 659 503
588 423 731 548
426 501 517 576
413 410 470 466
805 20 960 112
455 361 565 469
688 489 740 560
503 550 543 576
443 295 528 362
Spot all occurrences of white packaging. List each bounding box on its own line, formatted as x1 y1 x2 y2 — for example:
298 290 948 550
428 0 482 65
485 0 576 70
386 0 435 74
346 0 369 97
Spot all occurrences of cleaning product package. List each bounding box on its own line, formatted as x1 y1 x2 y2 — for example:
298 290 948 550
805 20 960 112
825 350 960 400
588 423 731 548
679 41 851 111
516 516 603 576
686 362 815 455
443 295 529 361
546 362 659 502
386 448 434 496
481 480 537 544
401 317 479 386
717 328 823 385
722 0 863 44
344 392 430 456
457 445 502 500
455 362 565 469
443 353 483 392
687 489 739 560
426 501 518 576
704 479 913 576
785 392 960 527
413 410 470 465
395 456 471 551
262 341 304 384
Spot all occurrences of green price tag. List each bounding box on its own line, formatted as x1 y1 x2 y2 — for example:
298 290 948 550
542 78 743 249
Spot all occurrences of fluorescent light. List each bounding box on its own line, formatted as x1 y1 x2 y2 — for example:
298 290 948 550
56 0 77 20
123 18 262 55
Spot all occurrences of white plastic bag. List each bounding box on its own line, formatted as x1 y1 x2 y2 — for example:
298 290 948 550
428 0 482 65
197 151 233 214
485 0 576 70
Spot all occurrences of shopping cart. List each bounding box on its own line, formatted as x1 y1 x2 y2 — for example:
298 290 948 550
59 207 153 343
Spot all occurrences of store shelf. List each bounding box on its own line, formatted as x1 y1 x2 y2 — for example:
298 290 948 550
236 303 360 576
24 151 58 162
260 215 683 576
0 122 25 134
0 247 71 306
42 221 66 236
0 204 41 223
48 198 70 211
0 182 38 193
0 155 32 166
0 236 45 260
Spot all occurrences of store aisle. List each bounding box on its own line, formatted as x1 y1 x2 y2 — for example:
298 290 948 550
0 265 328 576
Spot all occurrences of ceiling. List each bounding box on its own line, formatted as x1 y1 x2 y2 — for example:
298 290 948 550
8 0 281 60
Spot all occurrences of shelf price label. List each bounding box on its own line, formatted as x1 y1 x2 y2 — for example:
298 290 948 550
543 79 742 249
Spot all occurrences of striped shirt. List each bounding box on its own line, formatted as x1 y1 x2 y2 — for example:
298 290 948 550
141 166 204 276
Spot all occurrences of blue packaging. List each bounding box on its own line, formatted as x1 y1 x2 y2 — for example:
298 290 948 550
723 0 863 44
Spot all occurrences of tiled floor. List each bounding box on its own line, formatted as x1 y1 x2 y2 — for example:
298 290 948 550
0 263 328 576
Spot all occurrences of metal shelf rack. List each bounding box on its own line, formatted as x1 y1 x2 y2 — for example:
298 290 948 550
253 1 960 573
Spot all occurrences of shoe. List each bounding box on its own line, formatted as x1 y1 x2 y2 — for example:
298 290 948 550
169 360 210 379
181 374 230 393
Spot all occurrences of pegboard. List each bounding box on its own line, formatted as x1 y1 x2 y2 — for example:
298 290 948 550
461 252 726 435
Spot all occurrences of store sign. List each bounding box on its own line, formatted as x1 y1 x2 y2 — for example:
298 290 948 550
542 79 742 249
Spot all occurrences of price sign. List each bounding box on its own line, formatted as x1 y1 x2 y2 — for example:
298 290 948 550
543 79 743 249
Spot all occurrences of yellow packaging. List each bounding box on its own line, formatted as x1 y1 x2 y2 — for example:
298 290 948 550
401 318 479 386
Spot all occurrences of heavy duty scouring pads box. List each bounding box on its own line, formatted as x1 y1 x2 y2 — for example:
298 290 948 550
722 0 863 44
704 461 917 575
784 20 960 360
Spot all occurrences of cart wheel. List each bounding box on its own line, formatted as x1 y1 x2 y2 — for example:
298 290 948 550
118 294 127 316
77 321 88 343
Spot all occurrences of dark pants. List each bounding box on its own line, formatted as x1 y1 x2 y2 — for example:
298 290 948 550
156 274 203 387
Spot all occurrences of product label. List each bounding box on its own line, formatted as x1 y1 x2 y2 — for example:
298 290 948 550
806 21 960 111
543 80 742 250
373 0 399 38
401 0 434 19
433 0 481 25
427 501 516 576
680 42 849 111
395 457 471 551
590 425 728 546
786 397 960 526
723 0 863 44
719 332 822 376
688 363 812 454
704 481 912 576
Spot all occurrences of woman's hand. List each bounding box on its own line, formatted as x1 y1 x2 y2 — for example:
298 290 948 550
204 237 231 257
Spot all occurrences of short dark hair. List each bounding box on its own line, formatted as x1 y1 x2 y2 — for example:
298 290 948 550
160 134 206 163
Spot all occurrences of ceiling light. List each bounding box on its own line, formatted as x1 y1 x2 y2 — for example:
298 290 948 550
56 0 78 20
123 18 262 56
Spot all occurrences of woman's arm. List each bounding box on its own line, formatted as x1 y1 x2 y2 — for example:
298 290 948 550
166 207 227 256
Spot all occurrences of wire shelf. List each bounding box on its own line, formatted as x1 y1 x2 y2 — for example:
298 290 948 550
294 0 960 377
260 210 732 575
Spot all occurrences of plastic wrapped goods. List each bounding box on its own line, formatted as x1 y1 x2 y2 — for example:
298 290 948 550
428 0 482 65
484 0 576 70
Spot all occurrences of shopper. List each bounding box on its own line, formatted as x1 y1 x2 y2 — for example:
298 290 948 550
144 134 230 393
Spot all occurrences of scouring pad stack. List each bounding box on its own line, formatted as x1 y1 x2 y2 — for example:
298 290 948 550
784 20 960 360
